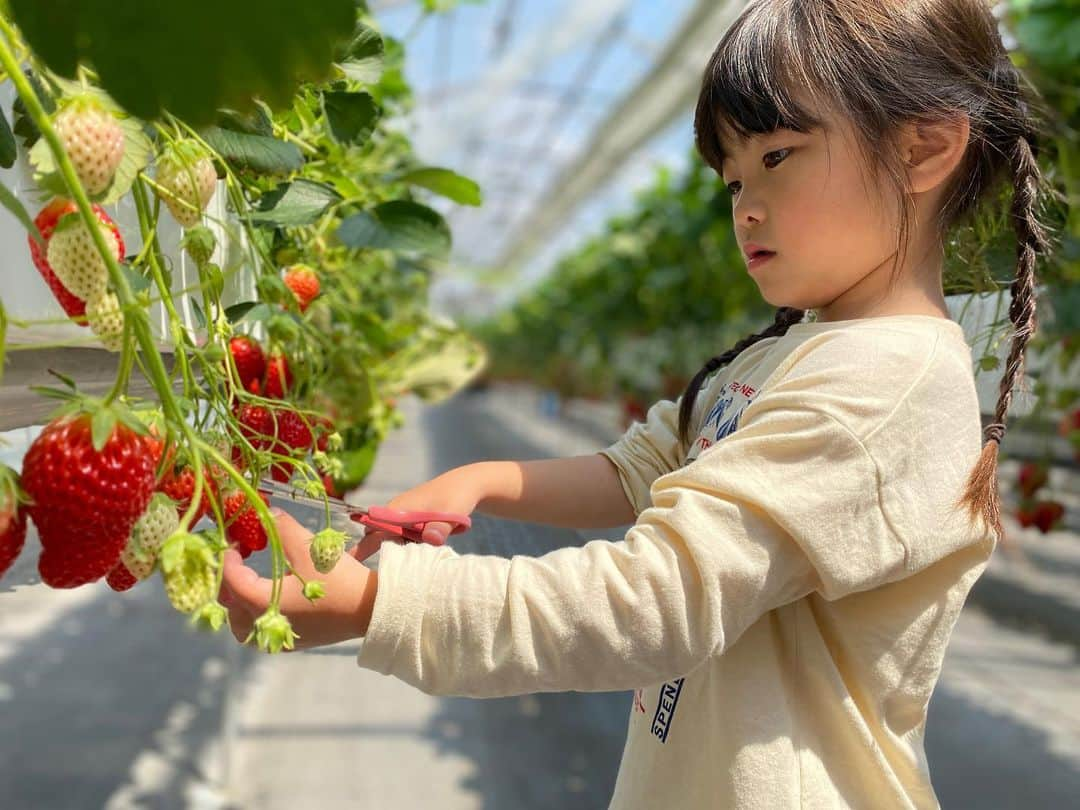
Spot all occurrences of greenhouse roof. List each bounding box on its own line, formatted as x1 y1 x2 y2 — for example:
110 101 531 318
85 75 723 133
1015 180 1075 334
371 0 746 317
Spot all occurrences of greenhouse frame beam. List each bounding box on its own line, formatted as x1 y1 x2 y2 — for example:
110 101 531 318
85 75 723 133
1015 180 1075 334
492 0 748 272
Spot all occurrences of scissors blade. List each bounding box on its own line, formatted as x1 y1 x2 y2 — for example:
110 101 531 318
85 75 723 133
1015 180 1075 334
259 479 349 513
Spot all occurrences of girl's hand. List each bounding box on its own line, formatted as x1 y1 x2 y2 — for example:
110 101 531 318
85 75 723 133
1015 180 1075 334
348 465 483 562
221 508 378 651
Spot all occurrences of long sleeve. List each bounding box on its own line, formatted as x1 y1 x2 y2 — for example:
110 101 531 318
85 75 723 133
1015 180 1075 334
598 396 689 516
356 391 904 698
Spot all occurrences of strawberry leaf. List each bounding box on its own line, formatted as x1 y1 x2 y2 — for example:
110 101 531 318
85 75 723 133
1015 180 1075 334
249 179 342 227
391 167 483 207
336 200 452 260
335 24 384 86
91 408 117 452
8 0 356 126
112 403 149 436
199 126 304 176
320 91 380 146
47 369 78 390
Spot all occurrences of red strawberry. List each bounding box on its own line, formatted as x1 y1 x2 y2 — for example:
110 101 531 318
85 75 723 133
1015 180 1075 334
28 199 123 323
53 96 125 196
322 473 341 499
1017 461 1049 498
222 491 270 554
276 409 313 452
0 469 28 582
264 353 293 399
1031 501 1065 534
236 402 275 448
314 416 335 453
159 466 215 524
1058 408 1080 438
228 336 266 392
106 561 138 592
283 265 320 312
21 411 157 588
1016 501 1037 529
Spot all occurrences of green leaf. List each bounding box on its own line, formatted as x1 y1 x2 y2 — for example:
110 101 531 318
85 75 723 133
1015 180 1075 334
8 0 357 126
98 116 154 205
336 24 385 85
393 167 482 206
191 298 206 329
979 355 1001 371
216 105 274 137
337 200 452 259
321 91 380 146
0 105 16 169
250 179 342 227
225 301 258 323
240 303 274 324
119 263 151 295
11 70 54 151
0 180 43 245
200 126 305 176
91 408 117 452
47 369 78 389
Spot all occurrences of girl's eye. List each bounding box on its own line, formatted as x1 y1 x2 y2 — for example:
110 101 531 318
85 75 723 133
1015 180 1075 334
724 148 791 195
763 148 791 169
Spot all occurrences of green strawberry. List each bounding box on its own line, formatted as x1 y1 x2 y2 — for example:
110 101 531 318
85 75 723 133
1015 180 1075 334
309 528 348 574
53 96 125 196
120 493 180 580
86 289 124 352
155 141 217 228
159 531 218 614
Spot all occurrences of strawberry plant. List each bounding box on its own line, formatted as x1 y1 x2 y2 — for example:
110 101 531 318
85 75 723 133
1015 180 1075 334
0 4 486 651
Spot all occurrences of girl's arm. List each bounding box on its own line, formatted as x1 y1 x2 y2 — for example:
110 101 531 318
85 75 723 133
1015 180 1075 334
470 455 637 528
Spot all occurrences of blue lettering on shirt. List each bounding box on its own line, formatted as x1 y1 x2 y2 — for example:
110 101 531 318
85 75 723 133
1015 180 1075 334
650 677 685 743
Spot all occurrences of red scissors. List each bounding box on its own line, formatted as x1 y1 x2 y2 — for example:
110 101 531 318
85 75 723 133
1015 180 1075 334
260 480 471 545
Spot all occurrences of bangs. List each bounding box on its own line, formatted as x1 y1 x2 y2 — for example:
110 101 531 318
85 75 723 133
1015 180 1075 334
694 1 828 173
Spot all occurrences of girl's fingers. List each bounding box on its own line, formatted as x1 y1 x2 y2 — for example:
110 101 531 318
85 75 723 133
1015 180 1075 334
421 521 452 545
221 548 273 614
269 508 319 576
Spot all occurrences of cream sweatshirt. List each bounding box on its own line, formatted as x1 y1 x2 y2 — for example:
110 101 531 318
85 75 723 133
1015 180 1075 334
356 313 997 809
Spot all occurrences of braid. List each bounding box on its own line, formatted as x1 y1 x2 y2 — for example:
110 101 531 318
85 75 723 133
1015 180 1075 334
958 132 1050 545
677 306 806 445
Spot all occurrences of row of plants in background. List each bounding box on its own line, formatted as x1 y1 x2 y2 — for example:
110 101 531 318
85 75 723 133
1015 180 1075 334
0 0 486 652
471 0 1078 536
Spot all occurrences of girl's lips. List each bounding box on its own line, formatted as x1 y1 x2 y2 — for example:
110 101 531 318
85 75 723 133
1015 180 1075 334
747 251 776 271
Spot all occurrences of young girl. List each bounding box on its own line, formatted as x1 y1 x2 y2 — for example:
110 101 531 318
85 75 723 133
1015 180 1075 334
221 0 1052 806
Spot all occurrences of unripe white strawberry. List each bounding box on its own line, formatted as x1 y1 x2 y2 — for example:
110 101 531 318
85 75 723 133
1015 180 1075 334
46 213 122 301
309 528 347 574
159 532 218 614
156 142 217 228
53 97 125 196
86 290 124 352
120 494 179 580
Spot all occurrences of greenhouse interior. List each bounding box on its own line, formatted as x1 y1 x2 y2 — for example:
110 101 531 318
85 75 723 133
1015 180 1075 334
0 1 1078 808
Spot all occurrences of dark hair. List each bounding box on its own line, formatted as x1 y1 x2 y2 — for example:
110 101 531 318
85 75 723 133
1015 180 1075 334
681 0 1053 544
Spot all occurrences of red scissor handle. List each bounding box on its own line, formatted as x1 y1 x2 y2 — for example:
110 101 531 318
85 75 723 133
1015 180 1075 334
351 507 471 545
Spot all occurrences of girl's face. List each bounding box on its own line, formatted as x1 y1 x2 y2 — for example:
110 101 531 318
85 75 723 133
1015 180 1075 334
719 106 921 321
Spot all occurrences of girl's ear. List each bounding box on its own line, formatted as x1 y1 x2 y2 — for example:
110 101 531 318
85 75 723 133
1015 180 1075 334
901 114 971 194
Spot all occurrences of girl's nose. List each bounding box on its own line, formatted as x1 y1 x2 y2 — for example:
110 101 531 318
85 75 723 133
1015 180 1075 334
733 190 765 226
